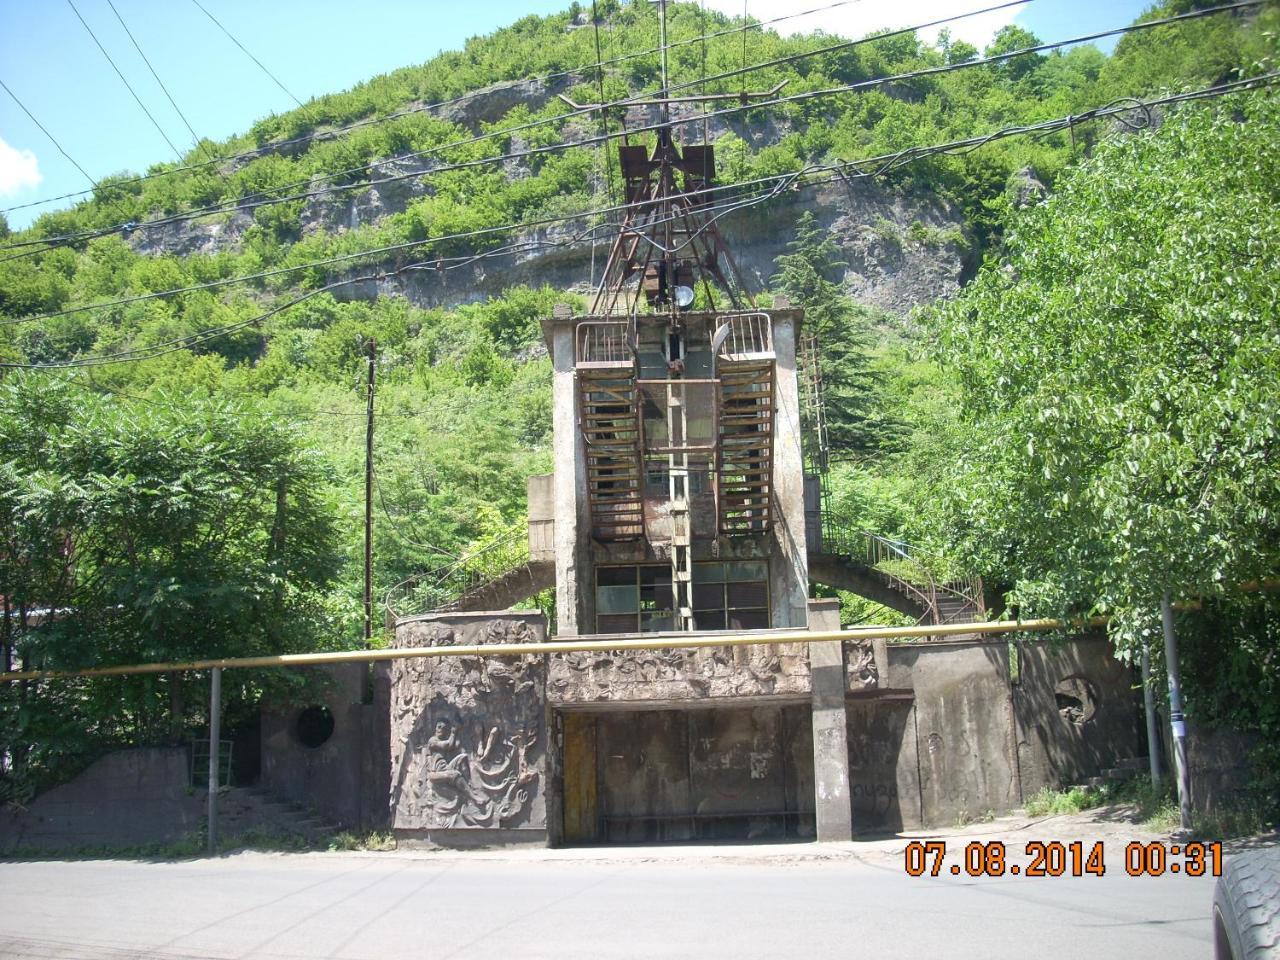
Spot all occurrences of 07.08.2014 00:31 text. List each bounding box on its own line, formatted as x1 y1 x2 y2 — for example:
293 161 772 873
903 840 1223 878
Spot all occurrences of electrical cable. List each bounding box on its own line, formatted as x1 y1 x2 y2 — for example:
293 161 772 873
3 72 1273 367
190 0 303 108
105 0 211 162
0 162 804 329
0 0 1251 264
0 78 99 190
9 0 1136 255
4 0 866 216
65 0 185 162
3 68 1273 334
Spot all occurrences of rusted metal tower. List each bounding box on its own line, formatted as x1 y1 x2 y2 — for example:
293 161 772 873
546 0 810 635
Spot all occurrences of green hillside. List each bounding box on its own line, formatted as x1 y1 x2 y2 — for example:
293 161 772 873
1 1 1277 805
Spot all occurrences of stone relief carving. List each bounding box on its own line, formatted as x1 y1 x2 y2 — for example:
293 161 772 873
416 718 539 828
547 642 809 703
845 641 879 692
390 616 546 831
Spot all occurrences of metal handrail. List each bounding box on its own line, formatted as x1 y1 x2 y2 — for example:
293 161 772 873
385 526 529 622
819 512 984 627
712 311 773 362
576 319 634 367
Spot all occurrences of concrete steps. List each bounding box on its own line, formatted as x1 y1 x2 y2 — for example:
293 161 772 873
218 786 341 842
1071 757 1150 792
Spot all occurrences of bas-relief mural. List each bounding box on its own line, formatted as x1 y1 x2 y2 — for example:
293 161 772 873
845 641 879 693
547 642 810 703
391 617 546 831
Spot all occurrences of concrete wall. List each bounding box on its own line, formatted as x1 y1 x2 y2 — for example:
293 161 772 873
846 697 922 832
0 748 201 852
842 637 1141 835
765 307 810 628
527 473 555 562
1012 636 1139 794
1183 719 1259 814
260 663 386 829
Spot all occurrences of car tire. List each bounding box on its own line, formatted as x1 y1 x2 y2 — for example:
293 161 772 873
1213 846 1280 960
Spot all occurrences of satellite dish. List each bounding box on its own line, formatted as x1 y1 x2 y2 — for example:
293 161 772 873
673 285 695 309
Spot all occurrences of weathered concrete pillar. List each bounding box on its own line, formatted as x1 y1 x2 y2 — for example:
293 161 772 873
545 305 588 635
808 598 853 841
769 300 810 628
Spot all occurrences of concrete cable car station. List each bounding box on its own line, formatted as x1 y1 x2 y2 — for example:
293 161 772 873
260 54 1142 849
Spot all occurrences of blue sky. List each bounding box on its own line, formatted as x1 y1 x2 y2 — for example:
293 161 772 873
1 0 1154 230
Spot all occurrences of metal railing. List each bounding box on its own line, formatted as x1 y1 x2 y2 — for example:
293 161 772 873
576 319 635 368
712 312 773 362
820 512 985 628
385 527 530 622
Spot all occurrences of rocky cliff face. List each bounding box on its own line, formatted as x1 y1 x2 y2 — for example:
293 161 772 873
127 76 971 317
328 179 969 317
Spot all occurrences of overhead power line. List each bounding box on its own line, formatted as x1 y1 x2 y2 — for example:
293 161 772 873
3 0 865 215
0 0 1254 258
0 77 99 189
65 0 185 162
105 0 211 162
2 72 1273 364
2 0 1259 259
3 67 1272 335
190 0 303 108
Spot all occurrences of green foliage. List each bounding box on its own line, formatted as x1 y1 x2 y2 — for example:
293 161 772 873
0 376 343 800
921 92 1280 813
772 211 895 457
0 1 1274 805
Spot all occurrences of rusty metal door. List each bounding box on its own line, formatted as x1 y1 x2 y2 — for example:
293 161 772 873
562 712 598 843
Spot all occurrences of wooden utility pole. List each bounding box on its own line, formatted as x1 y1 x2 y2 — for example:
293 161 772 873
364 338 376 648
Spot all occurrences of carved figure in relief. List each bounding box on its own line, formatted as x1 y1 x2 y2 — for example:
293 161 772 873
425 720 490 808
419 718 540 828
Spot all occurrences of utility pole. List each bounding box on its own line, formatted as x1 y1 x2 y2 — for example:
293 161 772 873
1141 644 1162 788
364 337 376 648
206 666 221 855
1161 592 1193 831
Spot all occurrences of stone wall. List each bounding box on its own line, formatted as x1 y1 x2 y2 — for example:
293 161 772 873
390 611 549 845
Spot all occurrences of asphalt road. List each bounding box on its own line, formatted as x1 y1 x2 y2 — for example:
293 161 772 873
0 844 1216 960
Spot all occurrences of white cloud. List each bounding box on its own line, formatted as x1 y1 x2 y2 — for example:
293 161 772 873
0 137 42 197
702 0 1021 53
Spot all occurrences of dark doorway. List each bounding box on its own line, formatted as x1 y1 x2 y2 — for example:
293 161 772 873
560 703 814 844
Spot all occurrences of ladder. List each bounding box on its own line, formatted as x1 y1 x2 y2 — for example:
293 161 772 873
666 378 694 630
580 369 643 541
714 314 775 536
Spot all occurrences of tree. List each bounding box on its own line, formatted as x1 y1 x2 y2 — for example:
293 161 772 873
924 92 1280 811
0 376 343 800
926 91 1279 636
771 212 895 457
984 25 1044 82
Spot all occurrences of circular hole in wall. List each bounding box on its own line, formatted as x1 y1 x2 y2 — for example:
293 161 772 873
295 705 335 748
1054 675 1099 726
